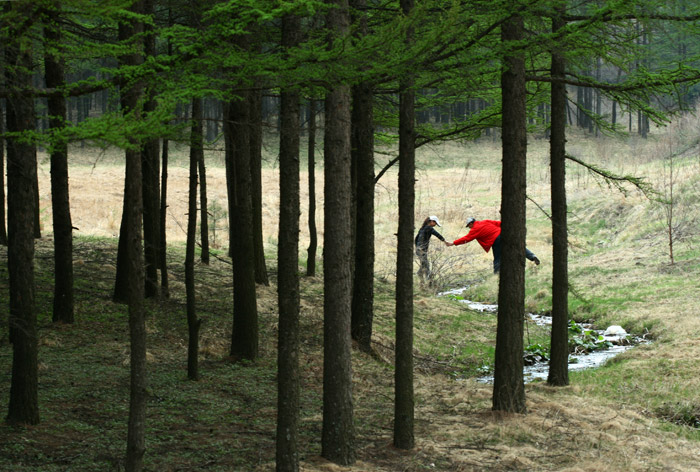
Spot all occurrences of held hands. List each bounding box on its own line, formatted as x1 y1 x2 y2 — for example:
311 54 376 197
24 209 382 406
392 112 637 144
444 241 454 247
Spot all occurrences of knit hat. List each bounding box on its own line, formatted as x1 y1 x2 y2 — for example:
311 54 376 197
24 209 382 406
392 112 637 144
465 217 476 227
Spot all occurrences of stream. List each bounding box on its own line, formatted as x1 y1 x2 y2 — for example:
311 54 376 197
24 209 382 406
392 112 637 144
439 287 647 383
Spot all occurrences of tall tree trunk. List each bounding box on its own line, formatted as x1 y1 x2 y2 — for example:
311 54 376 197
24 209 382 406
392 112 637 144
118 3 147 469
394 0 415 450
197 137 209 264
159 8 173 298
113 173 132 303
276 13 301 470
124 150 147 472
306 99 318 277
159 137 170 297
185 97 203 381
228 90 259 360
350 0 375 354
585 85 593 133
249 79 269 285
595 57 601 137
224 102 235 259
493 10 526 414
33 146 40 239
0 99 6 246
321 1 355 465
547 6 569 387
44 7 74 324
141 0 160 298
576 86 584 129
5 2 40 424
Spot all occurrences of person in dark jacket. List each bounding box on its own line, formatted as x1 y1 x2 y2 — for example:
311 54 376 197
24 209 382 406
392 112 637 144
415 215 449 283
448 217 540 273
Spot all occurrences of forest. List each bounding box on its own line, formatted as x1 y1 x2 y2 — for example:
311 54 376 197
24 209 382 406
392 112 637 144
1 0 700 471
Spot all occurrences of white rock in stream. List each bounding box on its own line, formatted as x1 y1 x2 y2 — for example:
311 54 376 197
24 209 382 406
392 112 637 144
604 325 627 337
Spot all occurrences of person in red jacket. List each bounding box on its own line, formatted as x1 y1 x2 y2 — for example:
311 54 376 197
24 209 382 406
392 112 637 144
447 217 540 273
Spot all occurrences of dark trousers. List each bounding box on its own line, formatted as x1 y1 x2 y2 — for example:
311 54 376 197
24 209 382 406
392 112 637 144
416 248 430 281
491 235 537 273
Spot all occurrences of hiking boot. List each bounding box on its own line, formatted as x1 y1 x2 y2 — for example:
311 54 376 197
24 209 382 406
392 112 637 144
533 257 540 265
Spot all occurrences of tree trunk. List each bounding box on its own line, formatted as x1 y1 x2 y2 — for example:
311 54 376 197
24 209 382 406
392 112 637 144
197 135 209 265
224 102 235 259
118 4 147 470
124 149 147 472
159 8 173 298
5 3 40 424
228 89 259 360
350 0 375 354
394 0 415 450
44 11 74 324
141 141 161 297
595 57 601 137
33 146 40 239
547 7 569 387
141 0 160 298
306 99 318 277
249 80 269 285
185 97 203 381
575 86 584 128
276 13 301 471
0 99 7 246
113 183 130 303
493 11 526 414
159 137 170 298
585 85 593 133
321 2 355 465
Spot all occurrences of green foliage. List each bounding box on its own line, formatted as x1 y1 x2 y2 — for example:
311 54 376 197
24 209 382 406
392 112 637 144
568 320 614 354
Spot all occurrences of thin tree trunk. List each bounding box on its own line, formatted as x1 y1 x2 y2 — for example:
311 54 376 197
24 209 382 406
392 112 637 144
249 80 269 285
493 10 526 414
547 6 569 387
124 148 147 472
394 0 415 450
576 86 584 128
306 99 318 277
185 97 203 381
5 2 40 423
321 1 355 465
44 10 74 324
159 8 173 298
595 57 601 137
142 0 160 297
224 102 235 259
350 0 375 354
159 137 169 298
114 191 130 302
33 146 40 239
276 13 301 470
0 98 6 246
197 137 209 265
118 3 147 469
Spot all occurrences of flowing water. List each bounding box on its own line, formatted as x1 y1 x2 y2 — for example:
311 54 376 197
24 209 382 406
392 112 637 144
439 287 647 383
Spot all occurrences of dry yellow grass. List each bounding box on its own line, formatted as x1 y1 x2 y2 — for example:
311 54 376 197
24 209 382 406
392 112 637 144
31 115 700 471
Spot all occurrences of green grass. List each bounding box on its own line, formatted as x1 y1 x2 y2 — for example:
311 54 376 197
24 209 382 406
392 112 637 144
4 132 700 470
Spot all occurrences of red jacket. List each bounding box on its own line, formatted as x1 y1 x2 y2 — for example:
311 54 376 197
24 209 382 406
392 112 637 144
453 220 501 252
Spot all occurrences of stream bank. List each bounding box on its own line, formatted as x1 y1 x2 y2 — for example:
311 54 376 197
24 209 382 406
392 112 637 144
439 288 648 383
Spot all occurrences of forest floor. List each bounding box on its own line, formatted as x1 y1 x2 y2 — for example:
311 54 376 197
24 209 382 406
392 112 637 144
1 129 700 471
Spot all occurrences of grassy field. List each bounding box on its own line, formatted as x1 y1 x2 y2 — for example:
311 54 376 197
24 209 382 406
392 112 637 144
1 115 700 471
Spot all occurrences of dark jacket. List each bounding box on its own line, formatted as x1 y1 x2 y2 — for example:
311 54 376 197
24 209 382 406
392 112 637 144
415 224 445 252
